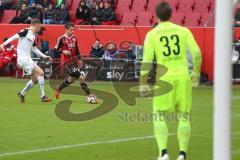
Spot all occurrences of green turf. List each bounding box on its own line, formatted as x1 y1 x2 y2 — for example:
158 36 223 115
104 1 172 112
0 77 239 160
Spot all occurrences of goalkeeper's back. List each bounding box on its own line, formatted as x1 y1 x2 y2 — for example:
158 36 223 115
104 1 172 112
142 2 202 80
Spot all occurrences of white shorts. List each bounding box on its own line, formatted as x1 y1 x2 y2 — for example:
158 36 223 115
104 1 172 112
17 58 37 76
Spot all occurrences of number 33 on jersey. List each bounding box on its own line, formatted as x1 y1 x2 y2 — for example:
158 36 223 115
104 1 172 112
142 21 202 78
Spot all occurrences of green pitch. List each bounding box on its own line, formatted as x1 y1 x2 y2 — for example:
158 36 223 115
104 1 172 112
0 77 239 160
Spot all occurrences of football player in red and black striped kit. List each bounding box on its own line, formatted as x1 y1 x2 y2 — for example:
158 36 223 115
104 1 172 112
54 22 97 102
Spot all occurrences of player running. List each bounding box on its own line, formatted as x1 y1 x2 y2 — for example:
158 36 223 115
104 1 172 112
54 22 98 103
140 2 202 160
0 19 52 103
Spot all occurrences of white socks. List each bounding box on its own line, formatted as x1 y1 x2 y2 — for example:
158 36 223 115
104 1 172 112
37 76 45 98
21 80 34 96
20 76 46 98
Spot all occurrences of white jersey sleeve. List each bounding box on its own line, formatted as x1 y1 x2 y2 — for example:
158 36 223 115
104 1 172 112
31 46 47 58
3 34 19 46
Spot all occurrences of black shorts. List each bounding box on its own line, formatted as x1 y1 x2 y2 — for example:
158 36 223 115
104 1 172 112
67 66 87 79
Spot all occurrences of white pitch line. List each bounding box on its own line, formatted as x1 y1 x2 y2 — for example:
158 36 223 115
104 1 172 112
0 136 154 158
0 134 178 158
0 133 237 158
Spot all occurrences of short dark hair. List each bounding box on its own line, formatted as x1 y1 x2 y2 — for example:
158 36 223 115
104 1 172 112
65 22 75 29
155 2 172 22
31 19 41 25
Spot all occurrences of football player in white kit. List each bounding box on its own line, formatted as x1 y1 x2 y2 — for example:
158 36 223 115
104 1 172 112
0 19 52 103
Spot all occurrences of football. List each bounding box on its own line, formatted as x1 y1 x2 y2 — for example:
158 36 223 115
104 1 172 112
87 94 98 104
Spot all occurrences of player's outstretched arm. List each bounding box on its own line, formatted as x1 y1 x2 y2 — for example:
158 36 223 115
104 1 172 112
32 46 52 62
0 34 19 50
186 28 202 87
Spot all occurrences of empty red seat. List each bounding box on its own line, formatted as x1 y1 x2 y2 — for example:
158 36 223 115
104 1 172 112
196 0 214 13
167 0 180 10
147 0 162 12
136 12 154 26
118 4 131 12
120 12 137 25
184 13 201 27
194 0 210 13
177 0 194 13
208 0 215 13
147 0 179 12
1 10 16 24
209 0 215 7
170 13 184 25
117 0 132 12
131 0 147 12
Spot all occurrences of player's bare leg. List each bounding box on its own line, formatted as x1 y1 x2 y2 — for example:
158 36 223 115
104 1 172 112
33 65 52 102
55 76 75 99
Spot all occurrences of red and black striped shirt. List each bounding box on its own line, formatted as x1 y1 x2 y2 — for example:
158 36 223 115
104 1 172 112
55 34 81 66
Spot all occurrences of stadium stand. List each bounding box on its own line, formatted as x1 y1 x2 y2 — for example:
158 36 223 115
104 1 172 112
0 0 216 27
1 10 17 23
118 0 215 27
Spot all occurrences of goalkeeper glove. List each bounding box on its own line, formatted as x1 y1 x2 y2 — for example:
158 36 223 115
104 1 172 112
139 85 152 97
191 72 200 88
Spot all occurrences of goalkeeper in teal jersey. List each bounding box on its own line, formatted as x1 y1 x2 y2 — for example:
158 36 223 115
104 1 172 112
140 2 202 160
